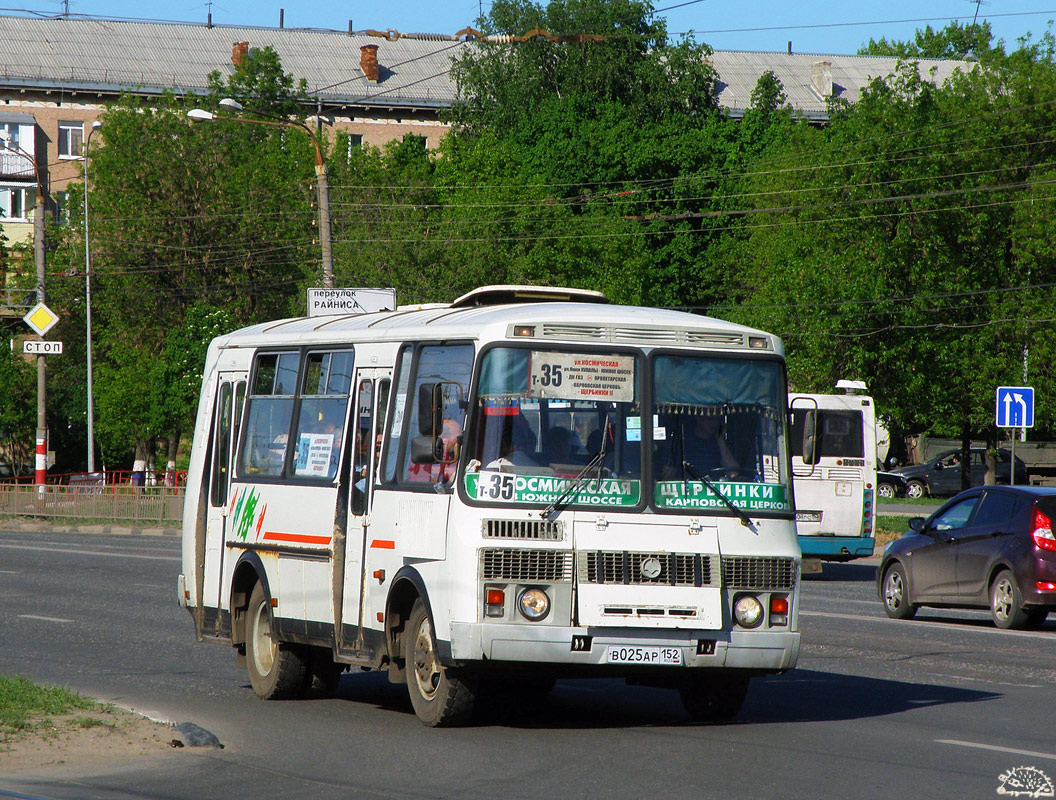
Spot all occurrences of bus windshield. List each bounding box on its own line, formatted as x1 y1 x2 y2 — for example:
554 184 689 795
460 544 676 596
464 346 791 515
466 347 643 509
651 354 791 514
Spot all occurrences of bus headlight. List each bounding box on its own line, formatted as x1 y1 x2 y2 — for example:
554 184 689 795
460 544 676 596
517 588 550 621
733 595 764 628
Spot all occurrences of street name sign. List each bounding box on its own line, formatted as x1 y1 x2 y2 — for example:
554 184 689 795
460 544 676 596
307 288 396 317
23 303 59 337
996 385 1034 428
23 340 62 355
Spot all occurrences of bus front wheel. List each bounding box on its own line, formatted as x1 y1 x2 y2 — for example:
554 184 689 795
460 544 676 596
245 582 309 700
678 673 750 723
404 599 477 726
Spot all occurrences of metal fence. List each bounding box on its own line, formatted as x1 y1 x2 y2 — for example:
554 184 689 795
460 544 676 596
0 484 184 524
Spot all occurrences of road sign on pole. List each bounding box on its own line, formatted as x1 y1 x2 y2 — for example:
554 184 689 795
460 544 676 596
23 340 63 355
996 386 1034 428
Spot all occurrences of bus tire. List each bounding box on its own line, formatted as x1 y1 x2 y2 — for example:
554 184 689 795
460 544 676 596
246 582 309 700
678 673 749 723
404 599 476 726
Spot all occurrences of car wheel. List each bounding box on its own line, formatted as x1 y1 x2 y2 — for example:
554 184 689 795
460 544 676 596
990 569 1030 630
882 563 917 620
905 480 927 499
877 483 896 499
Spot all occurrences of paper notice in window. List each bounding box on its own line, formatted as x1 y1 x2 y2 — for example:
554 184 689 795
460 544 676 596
527 352 635 402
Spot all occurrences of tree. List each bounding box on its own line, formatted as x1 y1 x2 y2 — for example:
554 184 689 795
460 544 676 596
731 26 1056 463
46 47 317 469
860 21 998 61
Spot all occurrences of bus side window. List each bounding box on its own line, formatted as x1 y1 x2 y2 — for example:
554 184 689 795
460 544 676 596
210 382 233 507
352 379 374 516
383 343 473 488
238 352 300 477
291 351 354 480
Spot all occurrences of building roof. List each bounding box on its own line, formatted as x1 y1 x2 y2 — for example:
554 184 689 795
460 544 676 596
0 15 461 110
709 50 972 120
0 14 973 120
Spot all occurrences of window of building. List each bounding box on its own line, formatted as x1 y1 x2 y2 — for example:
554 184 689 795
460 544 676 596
0 184 34 221
58 121 84 159
53 190 68 221
346 134 363 161
0 123 19 150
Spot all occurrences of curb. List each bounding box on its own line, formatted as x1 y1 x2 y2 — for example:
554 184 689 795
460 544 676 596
0 518 180 536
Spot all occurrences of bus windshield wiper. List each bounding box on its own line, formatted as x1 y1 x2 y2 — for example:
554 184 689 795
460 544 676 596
540 417 610 519
682 459 758 534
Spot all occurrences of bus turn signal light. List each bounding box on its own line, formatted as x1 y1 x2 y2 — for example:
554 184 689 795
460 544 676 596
485 587 505 617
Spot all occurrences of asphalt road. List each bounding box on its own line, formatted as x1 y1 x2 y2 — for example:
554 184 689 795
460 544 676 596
1 530 1054 800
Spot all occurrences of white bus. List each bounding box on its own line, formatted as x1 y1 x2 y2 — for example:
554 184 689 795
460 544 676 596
788 382 878 562
178 286 801 726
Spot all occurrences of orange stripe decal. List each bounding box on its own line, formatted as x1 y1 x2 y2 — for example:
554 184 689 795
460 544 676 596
370 539 396 550
262 531 333 546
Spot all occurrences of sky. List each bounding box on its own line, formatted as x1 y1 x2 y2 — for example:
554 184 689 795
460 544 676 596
2 0 1054 55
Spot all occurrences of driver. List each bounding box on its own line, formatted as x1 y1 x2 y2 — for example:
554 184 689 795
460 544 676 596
662 414 737 478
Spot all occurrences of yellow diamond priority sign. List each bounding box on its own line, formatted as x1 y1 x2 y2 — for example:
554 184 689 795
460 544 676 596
23 303 59 337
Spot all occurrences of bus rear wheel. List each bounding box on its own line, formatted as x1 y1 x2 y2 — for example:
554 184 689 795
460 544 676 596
246 582 309 700
404 599 476 726
678 673 750 723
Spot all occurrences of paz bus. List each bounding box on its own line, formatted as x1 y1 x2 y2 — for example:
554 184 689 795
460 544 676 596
789 381 878 562
178 286 801 726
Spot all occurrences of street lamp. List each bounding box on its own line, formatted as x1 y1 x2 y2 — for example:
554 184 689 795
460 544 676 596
83 119 102 474
0 127 48 488
187 100 334 289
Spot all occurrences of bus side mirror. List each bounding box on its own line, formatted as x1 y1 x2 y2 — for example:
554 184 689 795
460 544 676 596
801 410 818 465
410 435 438 465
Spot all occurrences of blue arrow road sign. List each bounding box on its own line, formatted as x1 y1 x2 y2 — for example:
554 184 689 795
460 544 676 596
996 386 1034 428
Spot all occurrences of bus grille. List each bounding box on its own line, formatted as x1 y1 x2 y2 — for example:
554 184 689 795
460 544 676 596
722 556 797 590
825 467 861 480
480 549 574 582
579 552 720 587
482 519 565 541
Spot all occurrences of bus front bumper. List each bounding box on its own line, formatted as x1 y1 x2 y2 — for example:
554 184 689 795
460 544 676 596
448 622 800 672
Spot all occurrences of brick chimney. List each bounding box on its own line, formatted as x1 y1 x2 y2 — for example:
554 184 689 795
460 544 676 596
232 41 250 67
360 44 379 83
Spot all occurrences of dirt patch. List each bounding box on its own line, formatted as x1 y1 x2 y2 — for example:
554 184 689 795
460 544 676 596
0 707 176 776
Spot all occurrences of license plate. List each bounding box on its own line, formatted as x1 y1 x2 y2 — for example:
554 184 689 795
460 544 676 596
607 646 683 665
796 511 822 523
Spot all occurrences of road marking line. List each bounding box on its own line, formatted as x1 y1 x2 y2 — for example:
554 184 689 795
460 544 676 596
923 672 1043 689
18 614 72 623
0 542 179 561
800 609 1056 639
938 739 1056 761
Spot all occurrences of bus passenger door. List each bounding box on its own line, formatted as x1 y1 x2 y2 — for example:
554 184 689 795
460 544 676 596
336 371 389 659
203 374 246 635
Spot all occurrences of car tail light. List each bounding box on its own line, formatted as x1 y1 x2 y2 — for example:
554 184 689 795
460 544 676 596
1031 505 1056 552
1036 582 1056 592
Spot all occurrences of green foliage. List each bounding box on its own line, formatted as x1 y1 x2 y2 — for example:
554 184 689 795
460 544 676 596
731 25 1056 444
0 675 96 735
30 19 1056 471
0 351 34 474
859 21 998 60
